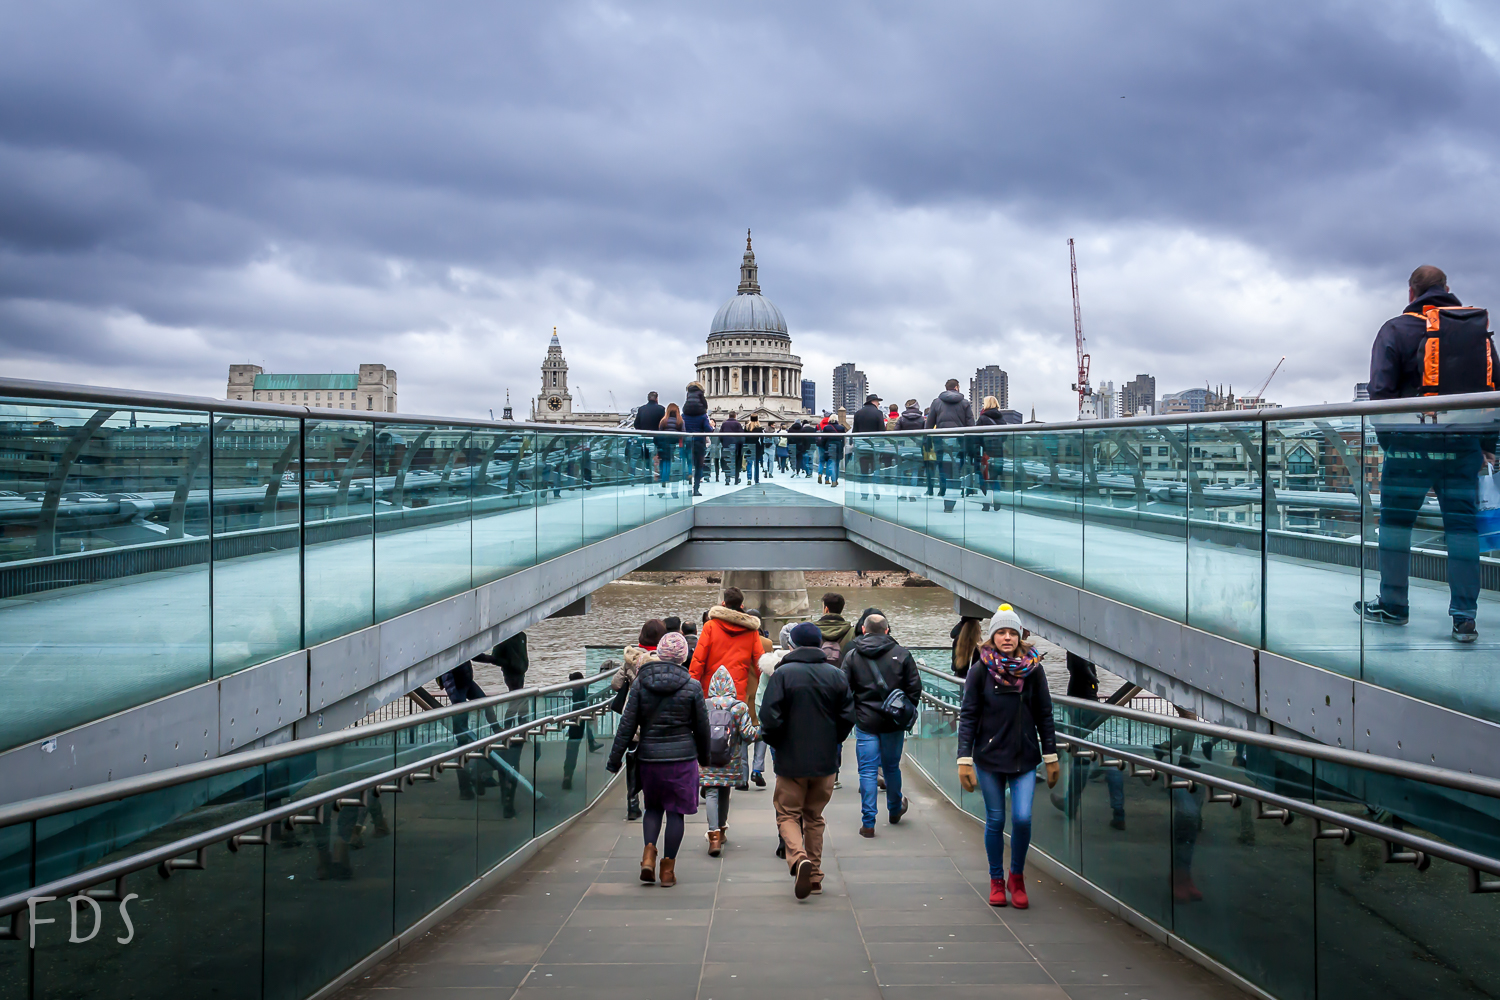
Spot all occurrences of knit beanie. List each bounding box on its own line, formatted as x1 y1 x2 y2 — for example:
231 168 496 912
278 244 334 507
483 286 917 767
790 622 824 648
656 631 689 665
779 622 797 649
990 603 1024 637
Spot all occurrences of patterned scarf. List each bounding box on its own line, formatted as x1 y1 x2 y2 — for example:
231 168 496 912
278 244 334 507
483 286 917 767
979 644 1039 693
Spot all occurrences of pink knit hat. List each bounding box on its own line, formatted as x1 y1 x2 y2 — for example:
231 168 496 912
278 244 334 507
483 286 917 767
656 631 690 665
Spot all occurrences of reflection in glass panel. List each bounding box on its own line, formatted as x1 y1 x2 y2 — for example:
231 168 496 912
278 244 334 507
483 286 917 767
0 822 28 1000
1013 431 1084 586
964 426 1015 563
33 768 266 1000
890 435 930 534
534 432 583 563
471 429 536 586
1362 406 1500 724
374 424 472 621
1084 425 1187 622
1263 416 1363 677
1314 758 1500 998
922 434 970 546
394 714 477 931
581 434 617 544
1187 421 1263 644
0 402 212 750
213 414 302 676
263 738 395 1000
304 419 375 646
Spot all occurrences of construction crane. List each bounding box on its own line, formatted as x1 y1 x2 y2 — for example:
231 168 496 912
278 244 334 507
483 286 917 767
1068 239 1091 417
1253 357 1286 403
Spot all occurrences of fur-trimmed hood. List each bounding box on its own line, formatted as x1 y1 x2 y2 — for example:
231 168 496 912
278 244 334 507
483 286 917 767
708 605 761 633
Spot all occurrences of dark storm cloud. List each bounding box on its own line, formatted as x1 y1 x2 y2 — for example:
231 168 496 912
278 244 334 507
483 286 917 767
1 1 1497 409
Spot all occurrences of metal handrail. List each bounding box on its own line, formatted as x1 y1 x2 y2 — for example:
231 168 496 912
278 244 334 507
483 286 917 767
916 691 1500 890
7 374 1499 436
910 660 1500 801
0 698 614 928
0 669 617 829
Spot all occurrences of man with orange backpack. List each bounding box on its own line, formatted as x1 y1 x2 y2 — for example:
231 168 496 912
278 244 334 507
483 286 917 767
1359 265 1499 643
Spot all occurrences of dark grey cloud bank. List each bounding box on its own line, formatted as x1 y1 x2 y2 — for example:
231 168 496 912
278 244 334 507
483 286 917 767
1 1 1497 416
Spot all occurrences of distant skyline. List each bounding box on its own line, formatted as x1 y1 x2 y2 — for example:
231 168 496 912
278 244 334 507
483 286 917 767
3 3 1500 420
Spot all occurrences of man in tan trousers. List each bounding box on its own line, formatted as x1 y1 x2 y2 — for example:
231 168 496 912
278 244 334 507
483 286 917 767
757 622 856 899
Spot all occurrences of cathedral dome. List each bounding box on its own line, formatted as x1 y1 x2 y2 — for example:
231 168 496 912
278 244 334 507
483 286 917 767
709 293 787 336
707 231 788 337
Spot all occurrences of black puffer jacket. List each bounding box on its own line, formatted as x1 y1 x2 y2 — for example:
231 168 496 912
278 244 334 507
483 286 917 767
682 386 709 418
925 389 975 429
758 647 855 778
607 660 709 768
840 633 922 734
1369 286 1499 399
956 654 1058 774
895 405 925 431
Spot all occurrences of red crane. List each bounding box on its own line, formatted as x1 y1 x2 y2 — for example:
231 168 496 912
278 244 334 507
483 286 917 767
1069 238 1091 417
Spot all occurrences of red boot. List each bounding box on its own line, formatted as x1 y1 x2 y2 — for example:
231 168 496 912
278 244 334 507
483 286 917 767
988 877 1007 906
1007 871 1029 909
1172 869 1203 902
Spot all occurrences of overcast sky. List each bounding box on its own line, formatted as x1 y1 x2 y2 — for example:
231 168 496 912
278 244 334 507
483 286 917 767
3 1 1499 421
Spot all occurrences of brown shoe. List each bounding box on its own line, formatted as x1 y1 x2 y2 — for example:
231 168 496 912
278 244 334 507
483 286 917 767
659 858 677 888
810 879 823 895
794 859 814 899
708 830 723 857
640 843 657 884
859 826 875 839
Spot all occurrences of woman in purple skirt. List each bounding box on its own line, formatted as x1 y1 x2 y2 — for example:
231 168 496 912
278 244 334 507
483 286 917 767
606 630 708 887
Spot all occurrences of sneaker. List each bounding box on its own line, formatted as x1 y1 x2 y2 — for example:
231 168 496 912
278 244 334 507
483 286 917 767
751 770 766 787
833 778 842 790
889 796 909 825
794 859 815 899
859 826 875 839
1454 617 1479 643
735 781 750 792
1354 600 1408 625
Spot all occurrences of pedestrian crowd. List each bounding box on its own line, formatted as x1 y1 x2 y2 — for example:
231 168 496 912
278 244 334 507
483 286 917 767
604 586 1059 907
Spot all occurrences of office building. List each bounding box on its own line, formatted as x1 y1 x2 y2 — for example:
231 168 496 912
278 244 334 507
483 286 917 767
832 362 867 414
801 379 817 413
1121 374 1156 417
969 365 1009 416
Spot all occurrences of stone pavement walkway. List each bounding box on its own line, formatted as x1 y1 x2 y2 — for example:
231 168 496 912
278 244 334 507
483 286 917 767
337 763 1242 1000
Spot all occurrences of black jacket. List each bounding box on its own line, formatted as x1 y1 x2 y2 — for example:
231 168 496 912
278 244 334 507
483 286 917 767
925 390 975 429
1370 287 1499 399
895 406 926 431
840 634 923 734
607 660 709 767
851 403 886 434
719 418 743 445
758 647 855 778
820 420 847 459
634 401 666 432
956 655 1058 774
682 387 709 418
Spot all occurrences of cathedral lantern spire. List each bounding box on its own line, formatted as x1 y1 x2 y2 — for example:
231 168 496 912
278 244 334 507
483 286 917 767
737 229 760 295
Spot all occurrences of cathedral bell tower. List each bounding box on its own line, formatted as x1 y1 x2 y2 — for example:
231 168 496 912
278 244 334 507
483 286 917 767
535 327 574 418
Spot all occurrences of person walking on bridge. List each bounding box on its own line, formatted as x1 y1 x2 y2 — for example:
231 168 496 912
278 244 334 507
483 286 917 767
682 382 711 496
841 614 921 838
1358 265 1498 643
607 631 708 888
851 393 886 500
634 391 666 482
700 666 760 855
926 378 975 512
688 587 764 705
759 622 856 899
658 403 686 494
956 605 1059 909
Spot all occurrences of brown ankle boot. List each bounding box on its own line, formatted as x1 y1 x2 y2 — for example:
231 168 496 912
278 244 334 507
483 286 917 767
658 857 677 887
640 843 658 883
707 830 723 856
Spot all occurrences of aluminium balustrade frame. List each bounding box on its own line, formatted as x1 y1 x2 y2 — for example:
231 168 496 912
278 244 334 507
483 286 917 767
911 661 1500 800
0 376 694 438
0 669 616 829
0 697 612 928
914 690 1500 886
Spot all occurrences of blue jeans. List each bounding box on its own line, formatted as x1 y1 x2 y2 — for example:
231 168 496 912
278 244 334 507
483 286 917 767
855 728 905 828
975 766 1036 877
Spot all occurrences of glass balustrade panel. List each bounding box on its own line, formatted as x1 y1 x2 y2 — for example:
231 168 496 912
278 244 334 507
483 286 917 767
963 428 1016 563
1361 406 1500 724
1013 431 1085 587
0 401 212 750
1186 421 1264 645
1084 425 1187 622
373 424 473 621
304 418 376 646
470 429 537 587
580 434 618 544
393 712 478 931
0 821 30 1000
534 432 584 564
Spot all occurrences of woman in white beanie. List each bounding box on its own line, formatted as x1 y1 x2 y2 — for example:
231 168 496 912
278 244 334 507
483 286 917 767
955 604 1059 910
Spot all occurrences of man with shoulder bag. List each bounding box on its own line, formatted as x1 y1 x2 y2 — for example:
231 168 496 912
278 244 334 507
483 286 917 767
840 614 923 838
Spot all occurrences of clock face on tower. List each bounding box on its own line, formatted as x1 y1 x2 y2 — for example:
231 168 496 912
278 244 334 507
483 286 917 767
547 396 563 411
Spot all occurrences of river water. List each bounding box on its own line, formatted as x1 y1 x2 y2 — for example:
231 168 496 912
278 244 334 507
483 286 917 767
470 580 1103 697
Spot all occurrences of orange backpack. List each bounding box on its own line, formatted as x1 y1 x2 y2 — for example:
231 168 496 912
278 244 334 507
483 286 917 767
1414 304 1495 396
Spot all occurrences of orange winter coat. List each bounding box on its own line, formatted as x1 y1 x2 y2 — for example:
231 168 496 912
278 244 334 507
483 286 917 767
689 606 765 702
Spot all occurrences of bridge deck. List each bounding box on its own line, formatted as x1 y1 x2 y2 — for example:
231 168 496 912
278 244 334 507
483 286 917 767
337 766 1238 1000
